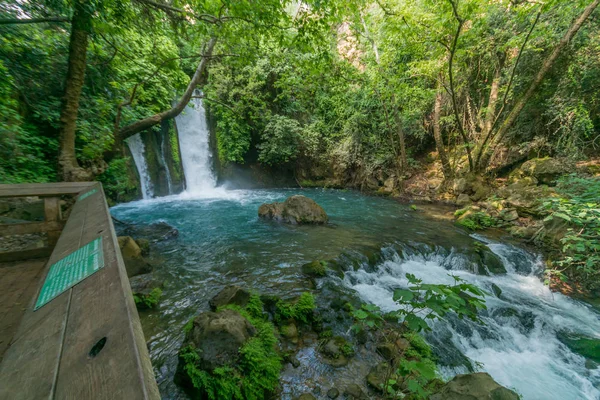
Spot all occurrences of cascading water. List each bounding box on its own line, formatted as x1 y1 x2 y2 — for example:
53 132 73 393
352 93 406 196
110 190 600 399
160 135 174 194
174 95 217 194
342 238 600 400
127 133 154 199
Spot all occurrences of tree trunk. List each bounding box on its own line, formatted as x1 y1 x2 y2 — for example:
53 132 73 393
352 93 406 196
433 89 453 180
58 1 91 182
393 109 407 171
115 37 217 142
482 54 505 136
478 0 600 169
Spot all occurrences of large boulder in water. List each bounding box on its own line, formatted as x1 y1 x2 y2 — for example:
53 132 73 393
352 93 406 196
178 309 256 373
258 195 328 225
209 285 251 311
117 236 152 277
431 373 519 400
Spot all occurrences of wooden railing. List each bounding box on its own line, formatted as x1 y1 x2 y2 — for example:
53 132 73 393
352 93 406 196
0 183 93 262
0 183 160 400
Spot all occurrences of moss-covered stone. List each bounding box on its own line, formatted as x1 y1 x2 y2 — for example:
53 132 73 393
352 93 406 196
558 332 600 363
301 260 328 277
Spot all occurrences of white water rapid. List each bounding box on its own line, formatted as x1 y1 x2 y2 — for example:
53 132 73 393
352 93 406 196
127 133 154 199
342 237 600 400
175 95 217 196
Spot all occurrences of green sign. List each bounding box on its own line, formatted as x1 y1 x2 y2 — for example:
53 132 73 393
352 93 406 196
34 237 105 310
77 188 98 201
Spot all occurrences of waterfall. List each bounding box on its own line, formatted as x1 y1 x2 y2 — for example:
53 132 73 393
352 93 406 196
175 95 217 194
127 133 154 199
160 135 173 194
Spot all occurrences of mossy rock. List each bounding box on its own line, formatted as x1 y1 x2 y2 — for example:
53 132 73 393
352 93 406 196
130 273 163 310
302 260 328 277
455 209 498 231
319 336 354 367
557 332 600 363
366 362 397 393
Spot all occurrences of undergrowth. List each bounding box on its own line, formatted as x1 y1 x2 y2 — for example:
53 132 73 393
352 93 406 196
133 287 162 309
541 174 600 284
275 292 316 324
179 295 282 400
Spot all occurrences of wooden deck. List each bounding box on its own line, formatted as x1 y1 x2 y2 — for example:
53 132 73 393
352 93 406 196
0 183 160 399
0 259 47 361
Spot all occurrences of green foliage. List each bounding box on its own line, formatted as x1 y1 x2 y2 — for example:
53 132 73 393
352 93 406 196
542 175 600 279
352 274 486 333
456 212 498 231
133 288 162 309
181 297 282 400
275 292 316 324
97 157 138 204
258 115 303 166
351 273 485 399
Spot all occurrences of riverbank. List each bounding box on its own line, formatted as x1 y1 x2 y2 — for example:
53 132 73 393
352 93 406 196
305 156 600 301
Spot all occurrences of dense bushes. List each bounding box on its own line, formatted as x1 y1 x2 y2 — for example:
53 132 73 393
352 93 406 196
542 175 600 281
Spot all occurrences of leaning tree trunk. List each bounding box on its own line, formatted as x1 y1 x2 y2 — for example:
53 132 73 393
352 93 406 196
58 1 92 182
115 37 217 142
433 89 453 180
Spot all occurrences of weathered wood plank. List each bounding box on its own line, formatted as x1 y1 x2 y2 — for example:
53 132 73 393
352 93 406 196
0 182 95 198
0 247 54 263
0 259 47 362
54 185 160 399
0 182 159 400
0 189 89 399
0 221 64 237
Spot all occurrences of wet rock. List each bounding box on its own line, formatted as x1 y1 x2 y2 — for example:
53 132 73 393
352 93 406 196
284 353 301 368
430 372 519 400
376 343 397 361
119 235 142 258
320 336 353 367
179 309 256 372
557 332 600 363
469 242 506 275
124 221 179 242
482 250 505 275
118 236 152 277
344 384 367 399
296 394 316 400
209 285 251 311
491 283 503 298
129 273 163 309
258 195 328 225
327 387 340 399
280 322 299 344
302 260 328 277
129 274 164 294
135 238 150 256
366 362 396 393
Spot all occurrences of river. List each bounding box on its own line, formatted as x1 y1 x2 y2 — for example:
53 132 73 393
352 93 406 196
111 188 600 400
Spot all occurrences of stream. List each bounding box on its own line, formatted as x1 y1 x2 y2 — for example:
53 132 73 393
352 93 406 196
111 188 600 400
